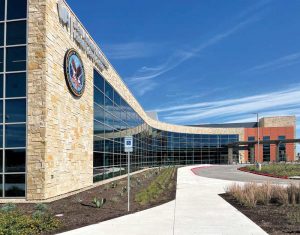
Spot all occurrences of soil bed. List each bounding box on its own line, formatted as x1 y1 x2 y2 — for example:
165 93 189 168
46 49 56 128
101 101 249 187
16 167 177 234
221 193 300 235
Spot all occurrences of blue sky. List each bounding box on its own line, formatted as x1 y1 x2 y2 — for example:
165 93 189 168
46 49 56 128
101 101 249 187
68 0 300 151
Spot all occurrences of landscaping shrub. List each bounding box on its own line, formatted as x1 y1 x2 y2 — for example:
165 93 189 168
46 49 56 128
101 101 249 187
226 182 300 207
246 163 300 177
135 167 176 205
0 210 60 235
271 185 289 205
0 203 16 213
288 211 300 225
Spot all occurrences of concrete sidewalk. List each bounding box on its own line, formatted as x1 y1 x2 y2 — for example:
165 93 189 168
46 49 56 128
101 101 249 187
59 165 268 235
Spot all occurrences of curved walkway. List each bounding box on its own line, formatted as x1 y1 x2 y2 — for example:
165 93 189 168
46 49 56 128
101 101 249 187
60 165 268 235
193 164 294 184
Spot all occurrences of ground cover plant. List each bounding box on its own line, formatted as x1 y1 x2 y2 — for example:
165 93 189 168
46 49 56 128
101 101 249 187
4 167 177 234
135 167 176 205
0 203 60 235
245 163 300 177
221 182 300 234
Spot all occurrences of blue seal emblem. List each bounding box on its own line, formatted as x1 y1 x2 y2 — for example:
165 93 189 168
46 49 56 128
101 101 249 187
64 49 85 97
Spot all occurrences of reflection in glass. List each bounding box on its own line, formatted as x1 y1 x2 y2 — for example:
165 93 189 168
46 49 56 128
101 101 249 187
6 46 26 72
105 82 113 100
6 73 26 98
94 89 104 106
93 69 240 182
94 104 104 123
5 99 26 123
4 174 25 197
5 149 26 172
5 124 26 148
94 71 104 92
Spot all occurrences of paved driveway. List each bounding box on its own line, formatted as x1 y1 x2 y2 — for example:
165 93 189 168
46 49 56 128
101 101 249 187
192 165 295 184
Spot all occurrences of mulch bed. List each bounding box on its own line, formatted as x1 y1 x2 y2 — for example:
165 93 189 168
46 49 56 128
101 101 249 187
220 193 300 235
238 167 289 179
15 168 177 234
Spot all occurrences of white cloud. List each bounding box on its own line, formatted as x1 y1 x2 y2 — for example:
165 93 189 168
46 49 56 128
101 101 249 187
153 84 300 124
128 15 261 84
237 0 272 19
103 42 162 60
244 52 300 73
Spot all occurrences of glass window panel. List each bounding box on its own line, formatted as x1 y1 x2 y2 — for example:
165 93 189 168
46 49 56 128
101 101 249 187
94 88 104 106
105 81 113 100
0 75 2 97
0 125 2 148
93 138 104 152
5 149 26 172
94 103 104 123
94 152 104 167
114 92 121 106
0 150 2 172
0 175 2 197
5 124 26 148
6 21 27 45
0 48 3 72
105 96 113 110
4 174 25 197
6 73 26 98
0 23 3 46
7 0 27 20
94 71 104 92
6 46 26 72
0 0 4 21
94 120 105 135
5 99 26 123
0 101 2 124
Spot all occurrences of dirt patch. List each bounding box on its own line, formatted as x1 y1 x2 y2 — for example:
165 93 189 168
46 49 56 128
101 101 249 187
15 168 177 234
220 193 300 235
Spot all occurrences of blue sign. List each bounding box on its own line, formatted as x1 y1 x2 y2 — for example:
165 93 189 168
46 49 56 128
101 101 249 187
65 49 86 97
124 136 133 152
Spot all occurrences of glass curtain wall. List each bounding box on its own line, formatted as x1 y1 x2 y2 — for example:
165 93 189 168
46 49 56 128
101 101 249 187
278 136 286 161
93 70 239 182
263 136 270 162
0 0 27 197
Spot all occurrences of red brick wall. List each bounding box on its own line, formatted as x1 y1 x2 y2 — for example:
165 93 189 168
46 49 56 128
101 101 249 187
244 127 295 162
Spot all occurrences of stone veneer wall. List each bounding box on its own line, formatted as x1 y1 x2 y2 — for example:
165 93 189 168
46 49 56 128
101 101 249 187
27 0 48 200
260 116 296 129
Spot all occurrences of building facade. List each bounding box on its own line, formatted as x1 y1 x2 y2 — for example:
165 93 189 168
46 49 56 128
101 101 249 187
0 0 296 200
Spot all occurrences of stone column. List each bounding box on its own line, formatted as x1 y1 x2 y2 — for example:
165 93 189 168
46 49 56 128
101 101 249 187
249 146 255 164
228 147 233 165
27 0 48 200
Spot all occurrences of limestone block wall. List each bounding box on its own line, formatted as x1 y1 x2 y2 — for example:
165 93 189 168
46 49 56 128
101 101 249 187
27 0 48 200
41 0 94 199
260 116 296 129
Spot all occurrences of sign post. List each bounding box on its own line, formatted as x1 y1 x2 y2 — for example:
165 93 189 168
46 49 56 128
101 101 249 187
124 136 133 212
